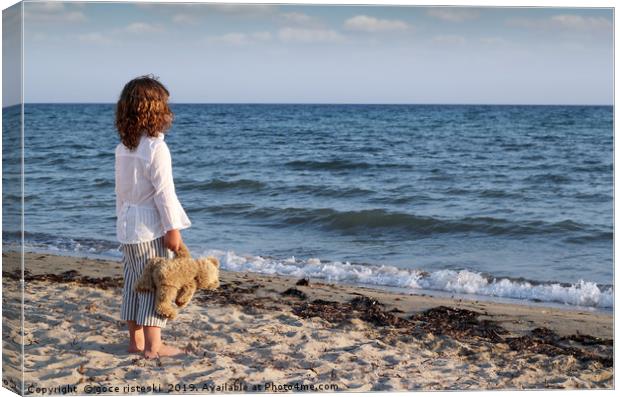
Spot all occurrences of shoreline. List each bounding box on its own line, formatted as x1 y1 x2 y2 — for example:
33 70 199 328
5 245 614 312
1 251 614 391
3 251 614 337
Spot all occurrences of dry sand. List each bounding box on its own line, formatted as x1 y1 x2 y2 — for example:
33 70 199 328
1 251 614 394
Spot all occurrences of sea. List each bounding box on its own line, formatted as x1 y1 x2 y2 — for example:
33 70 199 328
2 103 614 309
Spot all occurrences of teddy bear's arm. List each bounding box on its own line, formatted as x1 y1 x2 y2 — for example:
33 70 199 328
175 284 197 308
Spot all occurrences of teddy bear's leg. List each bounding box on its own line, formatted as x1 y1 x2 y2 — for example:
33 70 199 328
155 285 180 320
175 284 197 308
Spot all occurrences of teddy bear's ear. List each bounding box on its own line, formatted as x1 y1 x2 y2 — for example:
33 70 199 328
209 257 220 268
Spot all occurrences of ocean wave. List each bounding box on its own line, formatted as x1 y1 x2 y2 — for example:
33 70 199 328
201 206 609 239
524 173 572 184
477 189 524 199
178 178 266 191
571 164 613 173
201 249 613 309
3 231 121 257
93 179 114 188
441 188 525 199
3 193 39 202
285 159 405 171
286 184 374 198
369 194 433 205
563 232 614 244
180 179 374 198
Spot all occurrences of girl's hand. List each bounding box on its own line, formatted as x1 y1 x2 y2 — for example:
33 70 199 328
164 229 182 252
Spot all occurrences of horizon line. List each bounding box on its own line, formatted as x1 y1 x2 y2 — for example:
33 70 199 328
3 101 614 108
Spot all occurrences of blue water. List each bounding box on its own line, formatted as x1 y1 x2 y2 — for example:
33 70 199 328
2 103 613 308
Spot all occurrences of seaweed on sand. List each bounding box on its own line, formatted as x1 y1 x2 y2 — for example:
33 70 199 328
292 296 409 327
292 298 612 368
504 327 613 367
295 278 310 286
3 269 123 290
410 306 508 342
411 307 613 368
281 288 307 300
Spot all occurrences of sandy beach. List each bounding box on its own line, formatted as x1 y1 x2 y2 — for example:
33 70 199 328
1 251 613 394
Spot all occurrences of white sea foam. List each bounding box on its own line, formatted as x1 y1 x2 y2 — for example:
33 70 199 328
15 236 613 309
201 249 613 309
17 239 123 259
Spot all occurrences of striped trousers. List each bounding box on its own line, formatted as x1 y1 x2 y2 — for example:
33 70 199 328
119 236 173 328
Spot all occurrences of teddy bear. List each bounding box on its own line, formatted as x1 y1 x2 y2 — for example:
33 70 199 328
134 242 220 320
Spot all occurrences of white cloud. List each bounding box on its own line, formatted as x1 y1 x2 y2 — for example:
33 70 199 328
206 31 272 46
137 2 275 15
427 8 480 22
344 15 410 32
277 27 346 43
163 4 278 24
75 22 164 46
77 32 114 45
24 2 87 23
139 2 275 24
207 3 276 15
279 12 323 27
550 14 612 30
432 35 466 45
507 14 612 31
124 22 163 34
31 2 65 12
172 14 198 24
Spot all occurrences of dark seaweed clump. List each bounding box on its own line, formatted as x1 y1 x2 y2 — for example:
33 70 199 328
504 327 613 367
4 269 122 290
295 278 310 286
293 295 410 327
281 288 307 299
410 306 508 342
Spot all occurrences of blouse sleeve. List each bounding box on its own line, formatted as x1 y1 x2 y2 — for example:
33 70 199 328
149 142 191 233
114 152 122 220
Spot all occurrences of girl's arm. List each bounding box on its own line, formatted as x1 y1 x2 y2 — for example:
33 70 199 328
164 229 182 252
149 141 191 252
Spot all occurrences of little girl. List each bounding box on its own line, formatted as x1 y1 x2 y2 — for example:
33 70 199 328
114 75 191 358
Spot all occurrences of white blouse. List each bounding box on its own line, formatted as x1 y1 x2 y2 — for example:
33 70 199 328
115 133 191 244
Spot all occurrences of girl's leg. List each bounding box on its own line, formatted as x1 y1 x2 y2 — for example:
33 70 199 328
143 326 184 358
120 244 143 354
134 236 184 359
127 321 144 353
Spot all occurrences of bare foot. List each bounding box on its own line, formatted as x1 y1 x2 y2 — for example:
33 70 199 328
127 345 144 354
144 344 186 359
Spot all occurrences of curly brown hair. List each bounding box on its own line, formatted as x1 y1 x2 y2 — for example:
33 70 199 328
115 75 173 150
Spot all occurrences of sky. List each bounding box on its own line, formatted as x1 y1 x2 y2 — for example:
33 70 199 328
2 1 614 105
